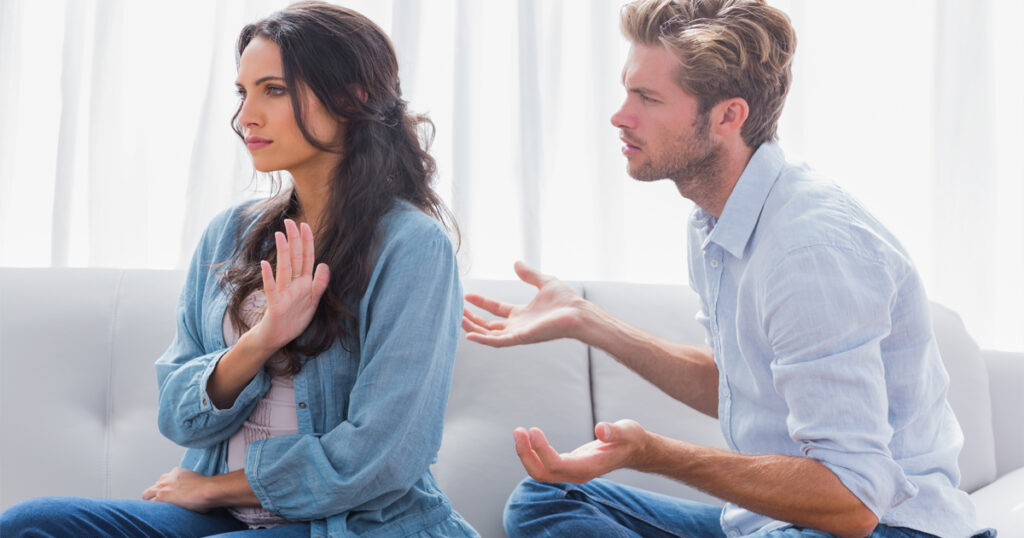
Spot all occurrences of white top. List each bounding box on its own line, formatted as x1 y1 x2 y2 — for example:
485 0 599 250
222 291 298 528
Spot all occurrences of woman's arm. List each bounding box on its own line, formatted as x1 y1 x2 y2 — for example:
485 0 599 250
206 219 329 409
242 216 463 521
155 213 327 448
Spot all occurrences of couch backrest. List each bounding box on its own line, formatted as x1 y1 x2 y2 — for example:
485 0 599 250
0 270 1010 536
0 269 186 510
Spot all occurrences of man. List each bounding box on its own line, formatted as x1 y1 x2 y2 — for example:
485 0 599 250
461 1 991 537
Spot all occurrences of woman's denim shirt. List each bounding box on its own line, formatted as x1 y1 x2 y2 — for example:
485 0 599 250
154 199 472 537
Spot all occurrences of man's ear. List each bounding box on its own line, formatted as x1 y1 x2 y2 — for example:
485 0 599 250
712 97 749 138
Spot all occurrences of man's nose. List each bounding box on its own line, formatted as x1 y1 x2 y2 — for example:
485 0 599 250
610 103 633 130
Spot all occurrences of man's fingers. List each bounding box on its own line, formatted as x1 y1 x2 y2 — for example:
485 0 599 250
464 331 518 348
465 293 515 318
513 428 550 481
514 260 553 289
462 308 505 331
528 428 564 471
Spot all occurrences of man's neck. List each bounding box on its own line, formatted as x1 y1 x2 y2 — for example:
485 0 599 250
682 143 755 219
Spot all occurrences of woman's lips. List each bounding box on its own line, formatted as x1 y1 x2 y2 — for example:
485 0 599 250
245 137 272 150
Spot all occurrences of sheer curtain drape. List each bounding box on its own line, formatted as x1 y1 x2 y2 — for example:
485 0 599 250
0 0 1020 351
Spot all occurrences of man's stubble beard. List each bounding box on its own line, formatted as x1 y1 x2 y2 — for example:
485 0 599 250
628 112 724 202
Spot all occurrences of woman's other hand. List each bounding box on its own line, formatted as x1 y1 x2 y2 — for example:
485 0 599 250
142 467 214 513
250 219 330 352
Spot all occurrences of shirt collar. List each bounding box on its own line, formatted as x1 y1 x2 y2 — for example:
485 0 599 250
694 142 786 259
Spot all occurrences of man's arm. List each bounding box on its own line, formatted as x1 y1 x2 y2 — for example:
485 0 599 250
463 261 718 417
513 421 878 538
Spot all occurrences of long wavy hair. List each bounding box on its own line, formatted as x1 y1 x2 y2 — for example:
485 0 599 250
223 1 457 374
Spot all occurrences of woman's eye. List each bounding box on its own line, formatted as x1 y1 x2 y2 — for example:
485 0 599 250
266 86 286 96
235 89 246 100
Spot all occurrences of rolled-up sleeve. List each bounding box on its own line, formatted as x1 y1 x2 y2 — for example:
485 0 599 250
155 211 270 449
244 221 462 520
762 244 918 518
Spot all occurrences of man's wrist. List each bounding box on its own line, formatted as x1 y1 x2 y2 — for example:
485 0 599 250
574 300 613 347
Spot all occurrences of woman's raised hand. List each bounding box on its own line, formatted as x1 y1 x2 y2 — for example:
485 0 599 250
250 219 330 353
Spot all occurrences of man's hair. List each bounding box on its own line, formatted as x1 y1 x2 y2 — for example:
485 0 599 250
620 0 796 149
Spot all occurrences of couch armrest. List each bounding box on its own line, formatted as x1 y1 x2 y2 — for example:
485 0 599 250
970 466 1024 535
982 349 1024 476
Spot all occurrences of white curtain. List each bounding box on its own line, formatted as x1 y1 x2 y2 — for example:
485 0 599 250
1 0 1020 352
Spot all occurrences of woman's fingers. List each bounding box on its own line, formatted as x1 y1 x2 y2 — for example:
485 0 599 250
274 231 292 292
311 263 330 302
300 222 315 277
285 219 303 278
260 260 276 300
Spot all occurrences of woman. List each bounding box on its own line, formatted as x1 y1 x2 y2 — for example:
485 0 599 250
0 2 477 536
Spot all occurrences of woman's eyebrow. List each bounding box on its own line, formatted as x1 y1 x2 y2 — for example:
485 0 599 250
235 75 286 87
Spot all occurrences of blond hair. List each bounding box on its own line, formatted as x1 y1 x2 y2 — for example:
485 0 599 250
620 0 796 148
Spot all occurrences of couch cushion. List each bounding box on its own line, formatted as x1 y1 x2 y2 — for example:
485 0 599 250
434 280 595 538
930 303 997 493
981 350 1024 478
1 269 120 509
107 270 188 498
583 281 727 506
0 269 187 511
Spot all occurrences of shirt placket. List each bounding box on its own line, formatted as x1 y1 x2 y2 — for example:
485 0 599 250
706 244 736 451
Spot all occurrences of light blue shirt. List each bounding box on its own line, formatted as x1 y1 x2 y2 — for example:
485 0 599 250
155 200 478 537
687 143 981 537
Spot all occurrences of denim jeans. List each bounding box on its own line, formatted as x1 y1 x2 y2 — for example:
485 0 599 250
0 496 311 537
503 478 998 538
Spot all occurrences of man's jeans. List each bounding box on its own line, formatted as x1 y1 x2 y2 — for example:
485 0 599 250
503 478 998 538
0 496 311 537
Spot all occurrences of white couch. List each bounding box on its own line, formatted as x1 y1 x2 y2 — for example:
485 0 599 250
1 268 1022 537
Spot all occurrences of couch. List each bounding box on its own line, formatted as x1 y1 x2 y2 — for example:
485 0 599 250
1 268 1022 537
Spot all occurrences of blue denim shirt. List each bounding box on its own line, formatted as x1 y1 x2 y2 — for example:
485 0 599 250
155 199 477 537
688 143 982 537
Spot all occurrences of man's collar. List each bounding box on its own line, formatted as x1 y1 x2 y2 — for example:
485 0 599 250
694 142 786 259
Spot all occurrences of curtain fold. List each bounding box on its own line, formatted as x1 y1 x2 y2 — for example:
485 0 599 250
0 0 1020 351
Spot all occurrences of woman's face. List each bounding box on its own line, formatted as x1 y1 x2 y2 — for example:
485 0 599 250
235 36 342 178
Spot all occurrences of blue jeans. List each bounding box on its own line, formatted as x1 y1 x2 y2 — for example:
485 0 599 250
0 496 311 537
503 478 997 538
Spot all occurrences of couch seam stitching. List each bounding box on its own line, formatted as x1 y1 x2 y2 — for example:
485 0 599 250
103 270 126 498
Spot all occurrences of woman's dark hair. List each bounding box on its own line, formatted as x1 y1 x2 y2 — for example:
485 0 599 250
224 1 457 374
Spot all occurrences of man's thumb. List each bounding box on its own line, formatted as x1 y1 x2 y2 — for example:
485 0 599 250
596 422 615 442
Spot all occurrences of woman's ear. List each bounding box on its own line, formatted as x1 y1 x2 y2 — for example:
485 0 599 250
349 84 368 103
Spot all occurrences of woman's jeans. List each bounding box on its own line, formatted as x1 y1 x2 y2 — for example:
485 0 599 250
0 496 310 537
503 478 998 538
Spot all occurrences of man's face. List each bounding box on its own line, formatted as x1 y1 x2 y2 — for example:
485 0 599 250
611 44 722 190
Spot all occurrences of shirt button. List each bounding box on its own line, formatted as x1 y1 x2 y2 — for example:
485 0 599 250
298 402 307 409
710 259 720 268
201 397 208 406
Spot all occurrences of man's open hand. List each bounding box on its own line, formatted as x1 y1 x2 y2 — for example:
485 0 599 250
513 420 652 484
462 261 588 347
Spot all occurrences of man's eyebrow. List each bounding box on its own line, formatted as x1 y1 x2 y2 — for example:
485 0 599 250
235 76 286 87
629 86 662 98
